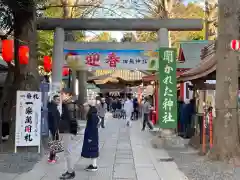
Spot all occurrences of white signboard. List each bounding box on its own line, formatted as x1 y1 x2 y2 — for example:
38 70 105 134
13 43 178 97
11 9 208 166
15 91 42 153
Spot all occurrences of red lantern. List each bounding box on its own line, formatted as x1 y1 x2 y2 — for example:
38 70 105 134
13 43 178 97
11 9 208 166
18 45 29 64
43 56 52 72
230 40 240 51
2 39 14 62
62 67 69 76
44 63 52 72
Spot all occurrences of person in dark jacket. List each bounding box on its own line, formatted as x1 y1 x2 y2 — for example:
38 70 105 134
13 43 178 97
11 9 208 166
47 95 61 163
116 98 122 110
132 98 139 120
59 91 78 180
177 98 184 135
179 99 195 138
81 100 99 172
185 99 196 138
111 98 117 112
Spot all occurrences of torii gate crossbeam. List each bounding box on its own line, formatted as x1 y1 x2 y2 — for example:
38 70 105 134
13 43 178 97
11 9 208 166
37 18 203 31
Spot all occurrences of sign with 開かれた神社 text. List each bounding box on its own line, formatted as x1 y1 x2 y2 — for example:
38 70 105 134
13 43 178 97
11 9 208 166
158 48 177 129
15 91 41 153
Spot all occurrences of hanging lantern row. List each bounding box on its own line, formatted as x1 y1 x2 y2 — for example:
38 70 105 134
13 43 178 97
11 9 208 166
1 39 29 65
18 46 29 65
1 40 69 76
43 55 70 76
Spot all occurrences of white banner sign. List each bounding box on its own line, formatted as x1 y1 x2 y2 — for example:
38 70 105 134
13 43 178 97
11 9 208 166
15 91 42 153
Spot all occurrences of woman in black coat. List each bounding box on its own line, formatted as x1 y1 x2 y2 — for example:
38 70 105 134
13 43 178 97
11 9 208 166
81 101 99 172
47 95 61 163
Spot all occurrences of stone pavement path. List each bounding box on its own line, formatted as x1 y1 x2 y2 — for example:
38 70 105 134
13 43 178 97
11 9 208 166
3 116 188 180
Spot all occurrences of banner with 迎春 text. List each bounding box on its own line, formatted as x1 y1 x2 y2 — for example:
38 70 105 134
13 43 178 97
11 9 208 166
64 49 159 70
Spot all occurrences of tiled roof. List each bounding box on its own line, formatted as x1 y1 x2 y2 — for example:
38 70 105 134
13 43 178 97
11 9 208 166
89 70 148 82
177 40 212 68
178 41 216 82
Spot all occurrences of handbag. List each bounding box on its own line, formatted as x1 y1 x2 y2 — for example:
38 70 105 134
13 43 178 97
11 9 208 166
48 132 64 153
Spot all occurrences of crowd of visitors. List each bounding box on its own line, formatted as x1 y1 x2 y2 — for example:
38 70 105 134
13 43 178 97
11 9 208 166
46 91 155 179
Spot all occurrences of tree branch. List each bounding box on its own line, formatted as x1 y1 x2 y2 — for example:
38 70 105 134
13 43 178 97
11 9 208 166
39 4 137 18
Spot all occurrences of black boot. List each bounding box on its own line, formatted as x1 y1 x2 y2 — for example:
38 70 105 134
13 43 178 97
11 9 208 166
59 171 75 179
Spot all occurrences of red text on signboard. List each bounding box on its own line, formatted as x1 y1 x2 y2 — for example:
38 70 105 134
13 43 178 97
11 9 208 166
85 53 100 66
106 52 120 68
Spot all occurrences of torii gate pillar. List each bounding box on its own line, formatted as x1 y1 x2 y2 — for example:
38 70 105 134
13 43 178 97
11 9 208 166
158 28 169 47
51 27 64 104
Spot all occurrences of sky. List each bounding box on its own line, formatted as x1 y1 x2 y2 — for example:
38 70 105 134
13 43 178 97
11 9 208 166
85 0 203 41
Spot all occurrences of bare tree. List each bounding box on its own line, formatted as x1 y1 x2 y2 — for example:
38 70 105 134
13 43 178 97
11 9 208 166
208 0 240 161
130 0 180 43
205 0 218 40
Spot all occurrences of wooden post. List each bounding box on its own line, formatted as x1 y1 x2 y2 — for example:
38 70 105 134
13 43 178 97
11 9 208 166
209 108 213 149
202 108 206 154
155 81 159 124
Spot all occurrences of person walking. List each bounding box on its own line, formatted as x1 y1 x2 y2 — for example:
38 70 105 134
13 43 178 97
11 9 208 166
105 96 110 112
124 95 133 127
141 96 153 131
116 98 122 119
112 98 117 113
96 98 107 128
81 99 100 171
47 95 61 163
59 91 78 180
132 97 139 120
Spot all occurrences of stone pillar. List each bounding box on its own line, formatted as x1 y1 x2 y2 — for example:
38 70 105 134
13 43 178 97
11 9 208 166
71 70 77 96
77 70 87 119
77 70 87 104
52 27 64 88
51 27 64 113
158 28 169 47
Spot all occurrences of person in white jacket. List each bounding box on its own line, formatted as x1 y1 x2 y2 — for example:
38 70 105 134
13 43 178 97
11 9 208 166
124 95 134 126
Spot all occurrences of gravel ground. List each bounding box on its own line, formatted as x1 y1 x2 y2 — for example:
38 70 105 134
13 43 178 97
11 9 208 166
165 145 240 180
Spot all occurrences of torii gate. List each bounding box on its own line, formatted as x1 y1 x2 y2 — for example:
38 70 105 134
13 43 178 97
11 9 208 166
37 18 203 131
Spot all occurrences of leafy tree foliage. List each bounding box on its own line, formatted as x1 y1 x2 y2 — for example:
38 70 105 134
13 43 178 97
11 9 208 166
121 32 136 42
0 1 14 39
90 32 117 42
